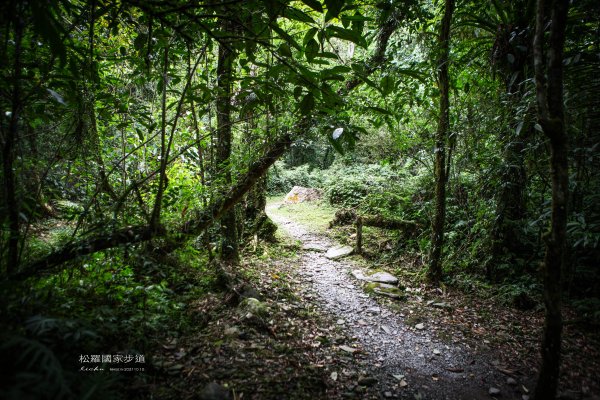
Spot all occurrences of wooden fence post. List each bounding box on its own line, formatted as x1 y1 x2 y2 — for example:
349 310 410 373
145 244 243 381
356 216 363 254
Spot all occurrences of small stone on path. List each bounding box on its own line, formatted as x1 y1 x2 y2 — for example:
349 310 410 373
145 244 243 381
489 387 501 396
415 323 425 330
326 245 354 259
303 243 327 252
339 345 357 353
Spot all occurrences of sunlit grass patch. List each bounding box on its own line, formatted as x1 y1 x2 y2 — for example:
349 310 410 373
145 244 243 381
267 197 337 234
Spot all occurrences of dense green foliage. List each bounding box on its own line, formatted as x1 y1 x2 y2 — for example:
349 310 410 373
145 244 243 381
0 0 598 398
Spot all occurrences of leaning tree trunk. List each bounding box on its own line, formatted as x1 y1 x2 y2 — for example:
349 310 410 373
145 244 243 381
428 0 455 284
10 134 291 281
216 20 239 265
532 0 570 398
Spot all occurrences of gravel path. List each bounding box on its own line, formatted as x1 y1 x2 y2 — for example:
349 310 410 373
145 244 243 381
268 204 525 400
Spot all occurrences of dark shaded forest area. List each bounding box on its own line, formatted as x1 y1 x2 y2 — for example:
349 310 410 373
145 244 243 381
0 0 599 399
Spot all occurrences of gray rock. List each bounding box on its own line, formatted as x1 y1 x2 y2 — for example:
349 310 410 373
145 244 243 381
489 387 501 396
303 243 327 252
199 382 231 400
351 269 399 284
366 282 406 300
367 271 398 284
326 245 354 259
351 269 368 280
507 377 517 386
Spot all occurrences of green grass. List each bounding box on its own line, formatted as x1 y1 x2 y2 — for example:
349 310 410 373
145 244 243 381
267 196 337 235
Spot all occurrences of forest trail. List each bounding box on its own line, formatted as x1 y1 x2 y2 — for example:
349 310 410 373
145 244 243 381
267 201 528 400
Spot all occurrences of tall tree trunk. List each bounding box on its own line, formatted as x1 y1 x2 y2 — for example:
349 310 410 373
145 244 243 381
216 21 239 264
486 6 535 279
532 0 569 398
86 0 117 203
428 0 455 284
2 10 23 274
150 44 169 230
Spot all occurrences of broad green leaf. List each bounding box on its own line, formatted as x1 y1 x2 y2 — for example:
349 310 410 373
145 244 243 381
327 65 352 74
278 43 293 58
293 86 303 100
316 52 339 59
324 0 344 21
380 75 395 96
271 23 302 50
305 39 320 62
298 92 315 115
301 0 323 12
365 106 392 115
326 26 367 48
321 83 343 108
284 7 316 24
303 27 318 46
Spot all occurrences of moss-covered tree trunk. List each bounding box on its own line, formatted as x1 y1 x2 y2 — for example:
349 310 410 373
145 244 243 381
428 0 455 284
216 20 239 264
532 0 569 398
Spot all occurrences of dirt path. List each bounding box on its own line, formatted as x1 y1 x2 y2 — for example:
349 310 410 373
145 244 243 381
268 203 529 400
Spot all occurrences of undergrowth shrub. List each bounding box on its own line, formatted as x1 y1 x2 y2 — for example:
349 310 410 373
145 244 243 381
267 162 323 194
322 163 403 208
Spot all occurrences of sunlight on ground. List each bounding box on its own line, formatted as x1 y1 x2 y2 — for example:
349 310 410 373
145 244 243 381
267 196 337 235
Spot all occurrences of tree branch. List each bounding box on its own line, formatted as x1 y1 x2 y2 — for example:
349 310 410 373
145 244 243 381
7 134 292 281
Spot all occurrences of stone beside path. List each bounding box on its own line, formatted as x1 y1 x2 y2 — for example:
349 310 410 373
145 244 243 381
351 270 399 284
325 245 354 259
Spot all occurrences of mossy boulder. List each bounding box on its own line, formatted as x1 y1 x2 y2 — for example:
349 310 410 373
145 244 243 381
239 297 270 317
364 282 406 300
